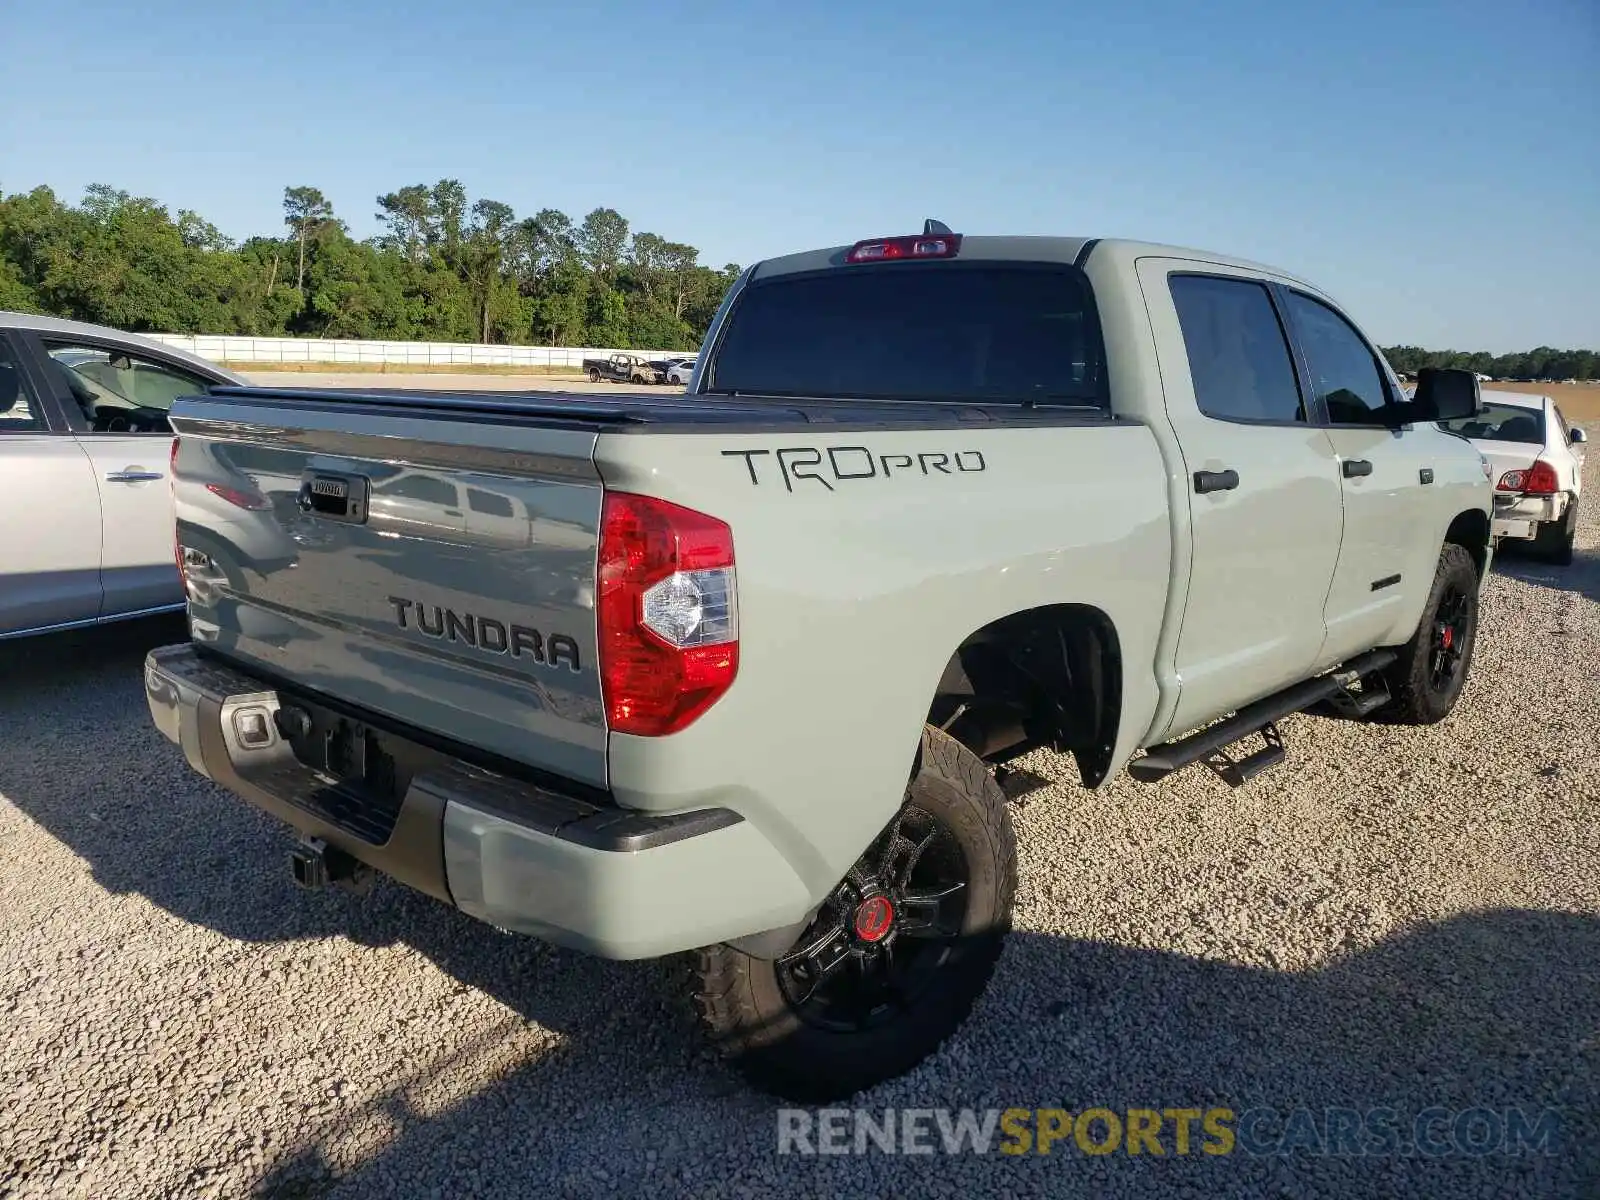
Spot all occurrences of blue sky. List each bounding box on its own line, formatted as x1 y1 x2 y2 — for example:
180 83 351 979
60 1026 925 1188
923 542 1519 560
3 0 1595 351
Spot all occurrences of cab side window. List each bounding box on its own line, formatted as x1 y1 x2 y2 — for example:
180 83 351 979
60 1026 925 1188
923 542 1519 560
0 347 46 432
378 474 460 508
1282 293 1396 426
42 342 212 433
1170 275 1306 423
467 487 515 517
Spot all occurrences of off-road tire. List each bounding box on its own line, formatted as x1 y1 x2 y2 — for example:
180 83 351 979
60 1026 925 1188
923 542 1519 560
587 367 601 382
1533 500 1577 566
691 725 1016 1103
1381 543 1480 725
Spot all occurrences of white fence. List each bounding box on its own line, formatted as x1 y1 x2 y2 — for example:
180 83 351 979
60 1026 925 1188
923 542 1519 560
145 334 692 369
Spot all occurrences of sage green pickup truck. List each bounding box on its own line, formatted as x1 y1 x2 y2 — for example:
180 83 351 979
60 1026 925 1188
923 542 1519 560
144 227 1493 1101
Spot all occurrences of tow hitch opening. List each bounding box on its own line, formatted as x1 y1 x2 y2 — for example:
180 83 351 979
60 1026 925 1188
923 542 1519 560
289 838 375 895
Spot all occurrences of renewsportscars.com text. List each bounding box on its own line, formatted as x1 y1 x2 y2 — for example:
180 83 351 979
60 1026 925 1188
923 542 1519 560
776 1106 1563 1158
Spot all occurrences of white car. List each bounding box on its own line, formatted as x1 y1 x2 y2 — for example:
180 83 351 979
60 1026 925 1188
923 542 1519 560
0 312 247 638
1440 390 1586 564
666 357 697 385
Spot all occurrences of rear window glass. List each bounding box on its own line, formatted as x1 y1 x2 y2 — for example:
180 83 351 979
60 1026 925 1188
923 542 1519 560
707 264 1107 406
1440 402 1545 444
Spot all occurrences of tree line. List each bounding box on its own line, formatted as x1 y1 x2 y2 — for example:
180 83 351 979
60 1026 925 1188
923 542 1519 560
1 181 1594 373
1381 345 1596 383
0 181 741 351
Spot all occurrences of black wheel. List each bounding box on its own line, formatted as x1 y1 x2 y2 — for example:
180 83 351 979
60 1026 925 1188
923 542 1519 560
587 368 601 382
692 725 1016 1102
1533 500 1577 565
1381 543 1480 725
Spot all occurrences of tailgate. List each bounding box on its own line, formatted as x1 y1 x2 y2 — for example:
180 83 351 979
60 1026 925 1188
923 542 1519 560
169 390 609 787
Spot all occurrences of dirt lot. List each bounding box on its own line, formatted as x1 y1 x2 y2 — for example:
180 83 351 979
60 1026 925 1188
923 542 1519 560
1 445 1596 1198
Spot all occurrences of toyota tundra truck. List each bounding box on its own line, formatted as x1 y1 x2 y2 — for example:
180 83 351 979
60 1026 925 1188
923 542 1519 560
144 228 1493 1102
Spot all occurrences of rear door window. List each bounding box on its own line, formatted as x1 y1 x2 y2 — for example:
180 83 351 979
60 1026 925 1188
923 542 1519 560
0 344 46 432
379 474 460 507
467 487 515 517
1169 275 1306 423
707 264 1107 407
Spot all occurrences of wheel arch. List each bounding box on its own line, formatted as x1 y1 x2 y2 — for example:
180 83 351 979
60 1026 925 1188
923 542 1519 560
926 603 1123 788
1444 507 1491 577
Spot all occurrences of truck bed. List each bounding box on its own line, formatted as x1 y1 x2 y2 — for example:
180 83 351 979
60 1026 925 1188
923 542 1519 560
198 385 1114 432
167 383 1127 797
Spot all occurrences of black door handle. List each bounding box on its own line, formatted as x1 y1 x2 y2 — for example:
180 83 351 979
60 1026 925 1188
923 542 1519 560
1194 468 1240 494
1342 459 1373 478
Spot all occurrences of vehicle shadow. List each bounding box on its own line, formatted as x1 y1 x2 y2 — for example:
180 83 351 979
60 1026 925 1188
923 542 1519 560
250 912 1596 1199
1 620 1595 1198
1491 542 1600 605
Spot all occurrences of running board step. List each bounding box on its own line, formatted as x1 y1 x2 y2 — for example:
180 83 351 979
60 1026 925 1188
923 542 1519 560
1128 648 1397 785
1327 679 1392 718
1201 723 1285 787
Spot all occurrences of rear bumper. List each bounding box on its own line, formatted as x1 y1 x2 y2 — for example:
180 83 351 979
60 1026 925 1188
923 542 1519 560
1492 492 1567 541
144 643 811 959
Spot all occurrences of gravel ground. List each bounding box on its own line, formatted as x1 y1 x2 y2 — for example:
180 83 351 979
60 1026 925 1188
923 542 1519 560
2 458 1596 1200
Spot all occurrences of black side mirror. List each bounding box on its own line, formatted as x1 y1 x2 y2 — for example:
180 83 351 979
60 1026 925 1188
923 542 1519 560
1571 427 1587 445
1411 367 1480 423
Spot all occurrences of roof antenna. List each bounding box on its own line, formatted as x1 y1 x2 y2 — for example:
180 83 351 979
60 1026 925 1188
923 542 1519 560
923 218 953 235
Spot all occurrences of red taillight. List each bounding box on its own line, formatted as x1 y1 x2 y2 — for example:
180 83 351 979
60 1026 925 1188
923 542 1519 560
845 233 963 263
1523 460 1560 494
1497 460 1560 494
598 493 738 737
205 481 270 510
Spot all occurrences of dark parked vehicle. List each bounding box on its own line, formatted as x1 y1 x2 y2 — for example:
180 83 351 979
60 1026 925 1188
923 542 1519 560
583 353 663 384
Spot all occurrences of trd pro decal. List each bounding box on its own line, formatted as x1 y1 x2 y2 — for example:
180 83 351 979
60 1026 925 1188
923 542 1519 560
722 446 986 492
